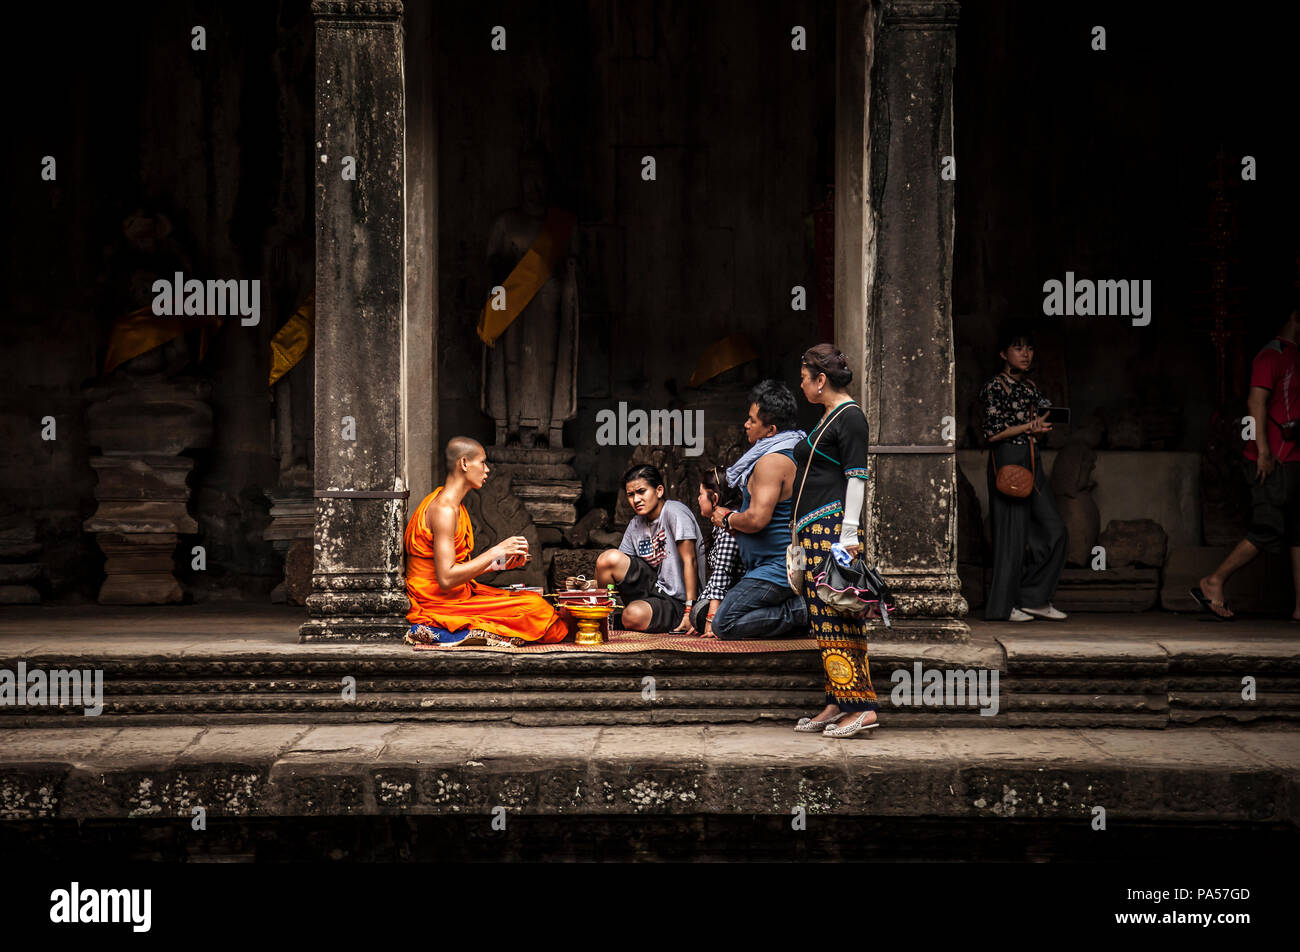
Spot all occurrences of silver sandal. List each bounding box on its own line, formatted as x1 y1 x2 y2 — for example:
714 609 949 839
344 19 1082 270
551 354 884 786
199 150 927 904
822 710 879 738
794 712 846 733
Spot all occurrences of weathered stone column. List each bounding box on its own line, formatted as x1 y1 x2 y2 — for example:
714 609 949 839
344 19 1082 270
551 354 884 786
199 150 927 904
838 0 968 640
300 0 409 641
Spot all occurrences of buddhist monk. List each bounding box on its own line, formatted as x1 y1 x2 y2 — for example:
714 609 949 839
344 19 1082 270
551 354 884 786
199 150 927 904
403 437 571 646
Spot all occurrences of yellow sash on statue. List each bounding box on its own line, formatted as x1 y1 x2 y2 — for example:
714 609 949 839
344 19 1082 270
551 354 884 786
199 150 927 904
688 333 760 387
268 290 316 386
476 207 576 347
103 307 221 376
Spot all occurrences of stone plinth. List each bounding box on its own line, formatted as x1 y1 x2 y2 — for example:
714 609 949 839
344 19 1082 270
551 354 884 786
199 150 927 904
512 479 583 527
91 533 185 604
264 491 314 605
485 446 582 528
485 446 578 481
1050 567 1161 613
0 523 41 605
84 458 199 605
82 374 212 606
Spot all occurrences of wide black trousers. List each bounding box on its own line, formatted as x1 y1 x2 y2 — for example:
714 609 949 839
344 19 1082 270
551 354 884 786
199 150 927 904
984 441 1069 620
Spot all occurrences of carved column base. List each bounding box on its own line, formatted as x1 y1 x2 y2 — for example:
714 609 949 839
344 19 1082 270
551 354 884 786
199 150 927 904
881 571 970 642
299 616 409 642
298 572 409 641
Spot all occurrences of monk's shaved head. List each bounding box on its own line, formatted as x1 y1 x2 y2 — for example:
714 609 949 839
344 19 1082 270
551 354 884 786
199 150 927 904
445 436 485 473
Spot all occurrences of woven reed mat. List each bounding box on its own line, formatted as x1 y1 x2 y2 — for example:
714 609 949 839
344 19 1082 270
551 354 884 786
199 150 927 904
410 629 820 654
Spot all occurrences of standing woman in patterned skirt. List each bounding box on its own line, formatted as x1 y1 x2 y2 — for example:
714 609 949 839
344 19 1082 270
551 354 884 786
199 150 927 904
790 343 879 737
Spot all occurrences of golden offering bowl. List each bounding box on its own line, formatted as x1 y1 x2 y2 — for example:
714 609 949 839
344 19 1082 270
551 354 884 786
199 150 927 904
564 601 615 646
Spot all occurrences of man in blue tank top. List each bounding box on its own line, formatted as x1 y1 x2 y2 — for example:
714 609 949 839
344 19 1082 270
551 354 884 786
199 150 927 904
708 380 810 639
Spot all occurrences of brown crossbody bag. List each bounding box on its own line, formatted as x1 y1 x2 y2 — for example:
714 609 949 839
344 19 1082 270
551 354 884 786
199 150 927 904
990 375 1039 498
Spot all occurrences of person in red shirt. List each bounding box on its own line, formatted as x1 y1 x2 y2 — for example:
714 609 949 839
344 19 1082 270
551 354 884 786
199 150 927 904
1195 298 1300 620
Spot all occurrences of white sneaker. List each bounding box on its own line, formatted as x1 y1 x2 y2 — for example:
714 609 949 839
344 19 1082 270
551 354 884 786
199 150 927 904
1008 607 1033 622
1022 604 1068 621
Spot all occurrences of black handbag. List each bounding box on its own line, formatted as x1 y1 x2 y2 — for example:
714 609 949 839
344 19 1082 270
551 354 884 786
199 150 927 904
814 551 897 628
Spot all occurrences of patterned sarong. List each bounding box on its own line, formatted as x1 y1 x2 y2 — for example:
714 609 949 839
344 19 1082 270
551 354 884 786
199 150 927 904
798 512 879 712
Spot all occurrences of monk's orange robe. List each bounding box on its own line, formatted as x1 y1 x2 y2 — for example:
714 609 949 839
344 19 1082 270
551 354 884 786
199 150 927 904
404 487 568 643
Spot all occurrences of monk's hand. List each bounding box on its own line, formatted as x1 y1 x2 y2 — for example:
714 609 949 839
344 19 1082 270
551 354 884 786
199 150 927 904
493 536 529 565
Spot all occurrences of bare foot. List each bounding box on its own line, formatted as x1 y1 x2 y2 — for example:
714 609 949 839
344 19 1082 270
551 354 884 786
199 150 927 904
808 703 842 725
1197 575 1234 619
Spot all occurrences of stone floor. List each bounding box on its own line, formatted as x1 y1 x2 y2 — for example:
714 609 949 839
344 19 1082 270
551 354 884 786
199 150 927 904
1 722 1297 822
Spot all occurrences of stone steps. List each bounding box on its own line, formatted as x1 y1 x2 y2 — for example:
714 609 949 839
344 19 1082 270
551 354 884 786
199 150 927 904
1 679 1295 727
3 633 1297 727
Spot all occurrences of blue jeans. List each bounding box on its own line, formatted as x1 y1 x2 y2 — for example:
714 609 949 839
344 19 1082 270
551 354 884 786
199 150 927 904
710 576 808 640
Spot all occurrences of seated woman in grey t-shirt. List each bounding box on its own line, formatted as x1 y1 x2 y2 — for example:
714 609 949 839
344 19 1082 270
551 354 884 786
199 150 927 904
594 463 703 633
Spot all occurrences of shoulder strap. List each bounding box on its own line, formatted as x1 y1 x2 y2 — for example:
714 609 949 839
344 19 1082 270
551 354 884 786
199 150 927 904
989 436 1039 486
790 401 855 542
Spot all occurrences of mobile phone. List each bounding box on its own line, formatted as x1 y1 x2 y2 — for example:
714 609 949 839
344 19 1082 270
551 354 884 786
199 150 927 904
1045 406 1070 425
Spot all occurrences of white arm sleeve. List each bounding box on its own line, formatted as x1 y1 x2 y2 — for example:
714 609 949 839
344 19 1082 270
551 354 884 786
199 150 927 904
840 477 865 545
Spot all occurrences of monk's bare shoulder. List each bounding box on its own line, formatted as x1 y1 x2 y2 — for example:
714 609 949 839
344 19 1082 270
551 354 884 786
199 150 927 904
426 498 460 535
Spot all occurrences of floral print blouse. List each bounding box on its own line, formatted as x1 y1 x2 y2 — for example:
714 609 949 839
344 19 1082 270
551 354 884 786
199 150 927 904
979 373 1051 446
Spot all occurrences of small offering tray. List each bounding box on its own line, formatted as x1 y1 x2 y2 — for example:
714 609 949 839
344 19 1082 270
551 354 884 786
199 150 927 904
551 590 615 607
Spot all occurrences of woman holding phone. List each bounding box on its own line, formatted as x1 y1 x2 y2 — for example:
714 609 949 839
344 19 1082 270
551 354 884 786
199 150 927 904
979 324 1069 622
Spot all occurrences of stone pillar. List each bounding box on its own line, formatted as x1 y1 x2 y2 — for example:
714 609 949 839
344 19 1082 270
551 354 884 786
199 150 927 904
839 0 968 640
300 0 410 641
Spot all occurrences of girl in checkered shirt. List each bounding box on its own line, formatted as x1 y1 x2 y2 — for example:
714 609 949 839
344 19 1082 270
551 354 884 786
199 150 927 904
693 465 744 637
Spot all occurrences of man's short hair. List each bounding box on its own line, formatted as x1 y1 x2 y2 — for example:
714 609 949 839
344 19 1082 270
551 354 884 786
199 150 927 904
445 436 484 472
748 379 799 432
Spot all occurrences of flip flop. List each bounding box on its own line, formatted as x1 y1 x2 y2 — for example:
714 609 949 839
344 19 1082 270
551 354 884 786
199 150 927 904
1189 586 1235 621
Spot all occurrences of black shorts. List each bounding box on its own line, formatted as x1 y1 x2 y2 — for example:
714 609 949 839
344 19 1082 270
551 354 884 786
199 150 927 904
616 554 686 632
1244 459 1300 553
